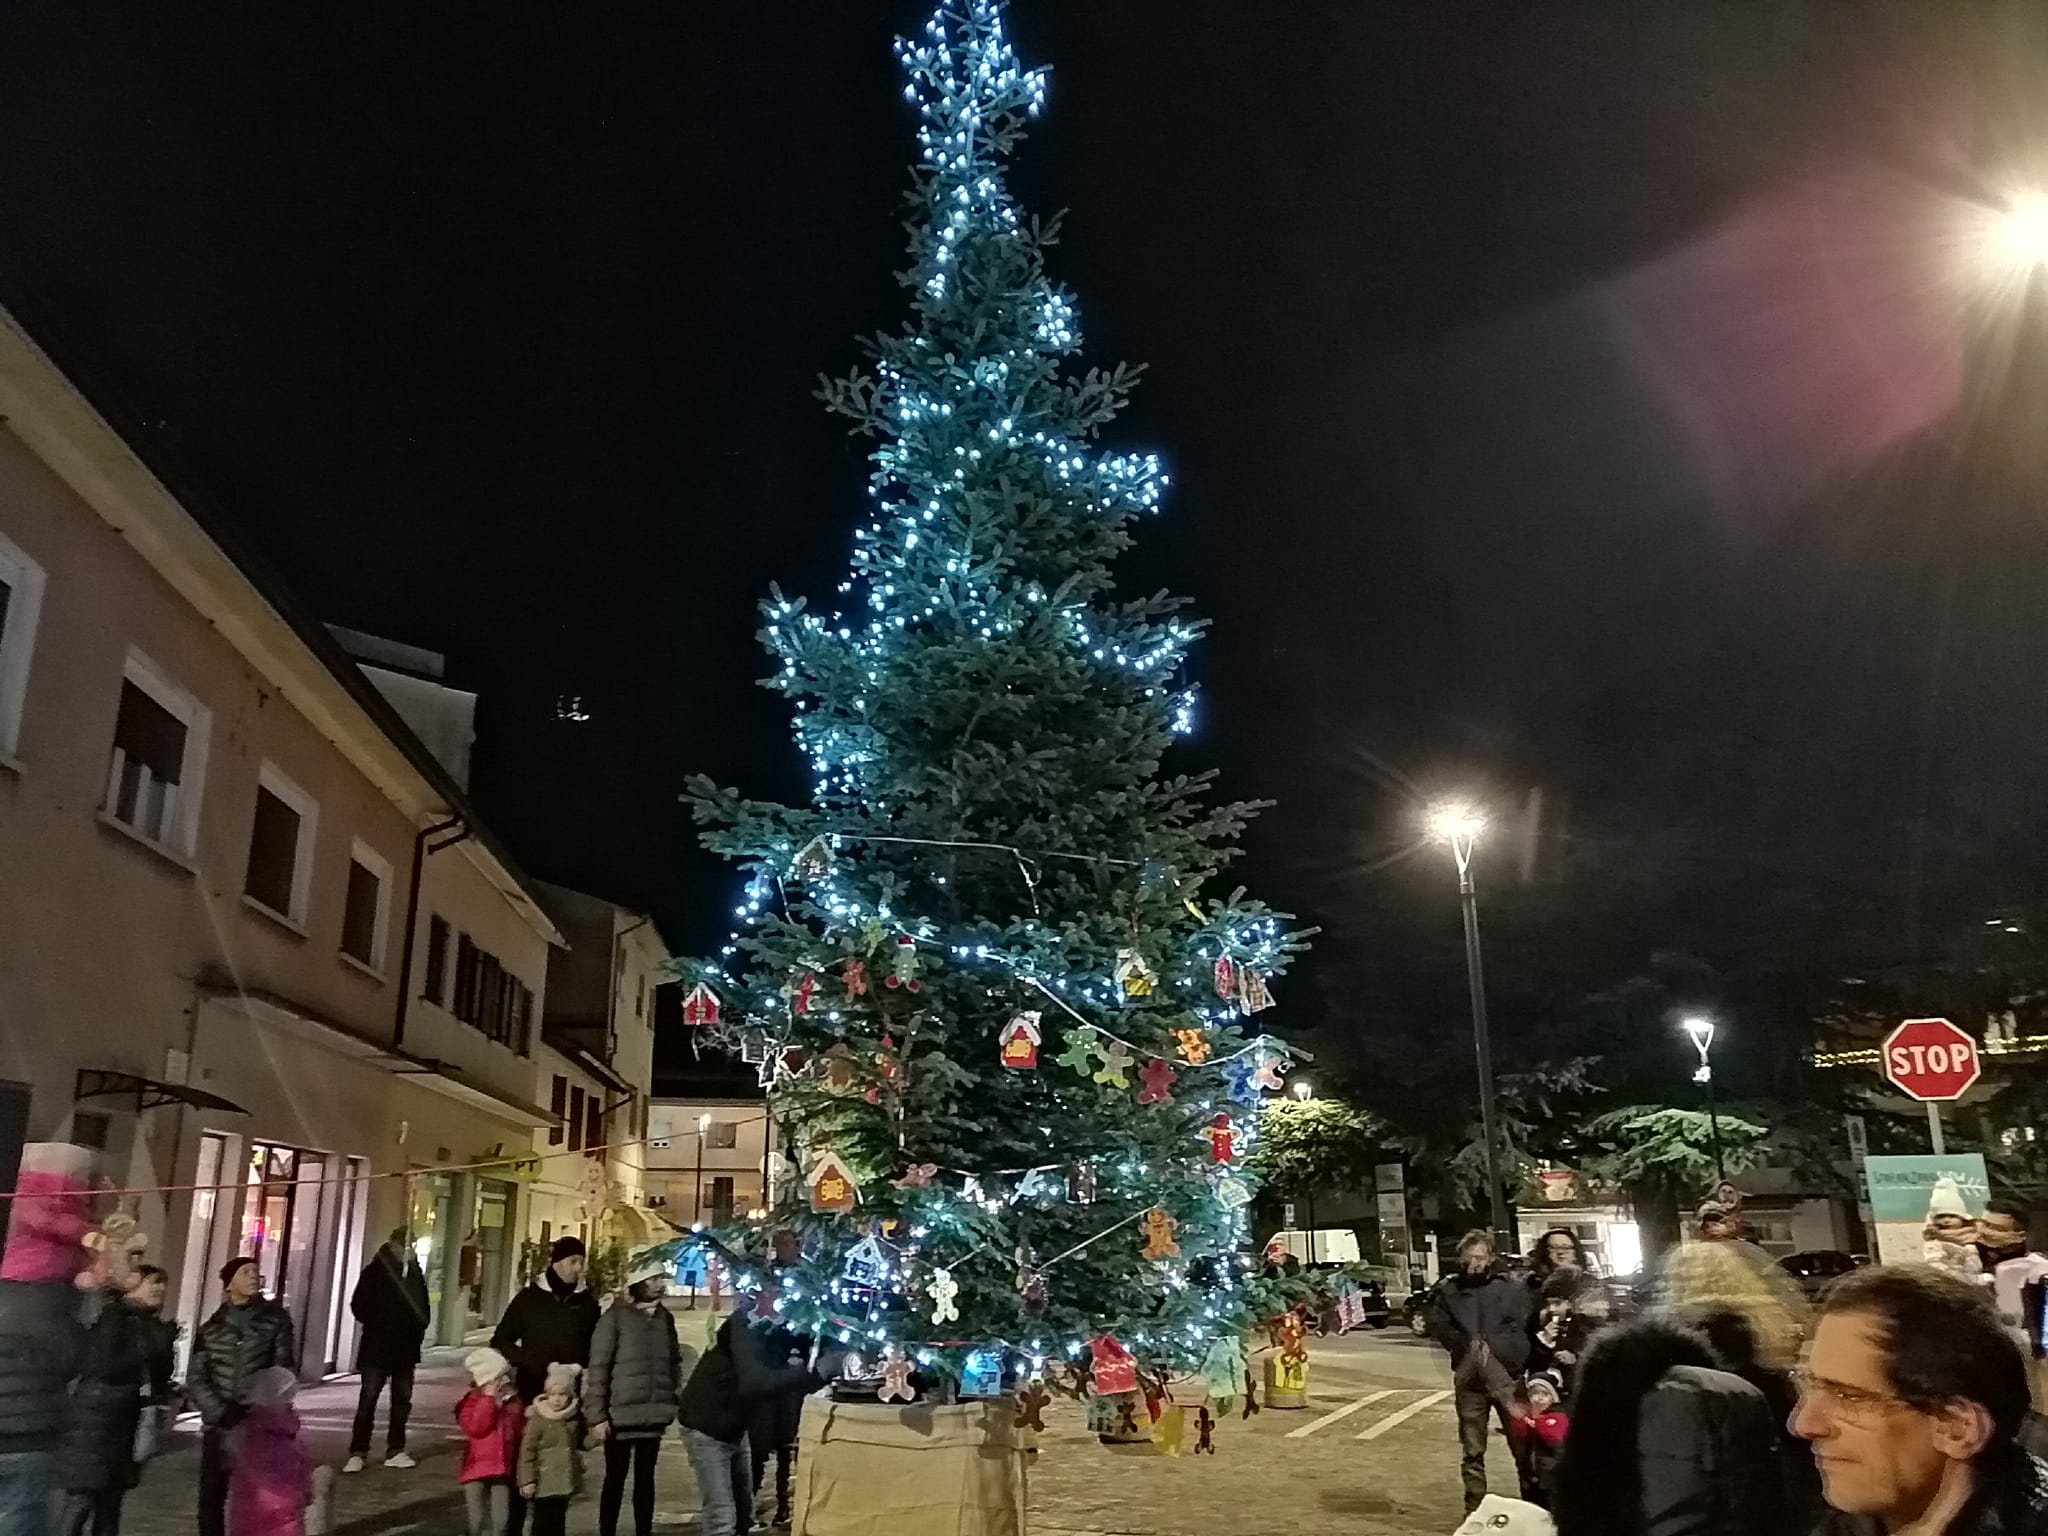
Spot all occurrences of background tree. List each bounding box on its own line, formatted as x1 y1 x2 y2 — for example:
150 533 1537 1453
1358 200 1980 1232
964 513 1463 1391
678 0 1308 1390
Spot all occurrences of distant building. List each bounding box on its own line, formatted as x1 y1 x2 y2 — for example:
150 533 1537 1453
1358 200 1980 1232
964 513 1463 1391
643 1094 781 1229
0 303 562 1372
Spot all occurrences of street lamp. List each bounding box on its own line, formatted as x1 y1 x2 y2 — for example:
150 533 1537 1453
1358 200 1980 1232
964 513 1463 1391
1427 801 1508 1246
1681 1016 1726 1183
1987 191 2048 276
693 1112 712 1227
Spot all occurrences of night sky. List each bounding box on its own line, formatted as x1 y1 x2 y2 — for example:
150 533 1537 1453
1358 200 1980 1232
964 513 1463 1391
8 5 2048 1084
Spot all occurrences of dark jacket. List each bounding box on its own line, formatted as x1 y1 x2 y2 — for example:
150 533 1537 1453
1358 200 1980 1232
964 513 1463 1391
491 1273 602 1402
677 1311 811 1445
0 1279 84 1454
1811 1447 2048 1536
1428 1265 1534 1376
1554 1317 1784 1536
56 1295 176 1492
749 1322 811 1452
186 1299 297 1429
349 1248 431 1371
586 1301 682 1438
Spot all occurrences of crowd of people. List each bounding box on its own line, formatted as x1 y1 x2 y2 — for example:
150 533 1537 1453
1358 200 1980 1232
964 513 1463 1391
1432 1199 2048 1536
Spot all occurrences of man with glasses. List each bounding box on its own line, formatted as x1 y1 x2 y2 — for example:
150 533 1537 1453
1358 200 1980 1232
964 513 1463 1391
1793 1265 2048 1534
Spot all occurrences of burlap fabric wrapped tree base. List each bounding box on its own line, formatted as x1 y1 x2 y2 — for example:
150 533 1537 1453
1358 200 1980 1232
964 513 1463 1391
791 1395 1030 1536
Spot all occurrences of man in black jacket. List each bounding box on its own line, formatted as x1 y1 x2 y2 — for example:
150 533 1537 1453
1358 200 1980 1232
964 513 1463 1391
678 1293 813 1536
490 1236 602 1402
187 1256 297 1536
343 1228 432 1473
1428 1229 1533 1514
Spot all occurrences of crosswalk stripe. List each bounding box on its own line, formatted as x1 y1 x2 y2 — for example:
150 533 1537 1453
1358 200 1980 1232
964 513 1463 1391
1355 1389 1452 1440
1285 1389 1397 1438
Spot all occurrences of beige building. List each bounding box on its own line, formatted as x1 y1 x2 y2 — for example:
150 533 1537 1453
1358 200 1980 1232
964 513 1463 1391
642 1096 780 1229
0 304 563 1374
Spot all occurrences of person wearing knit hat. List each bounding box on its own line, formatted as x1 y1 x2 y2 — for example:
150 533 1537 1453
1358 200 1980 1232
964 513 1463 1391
189 1258 297 1536
0 1143 92 1532
489 1239 601 1404
1924 1176 1986 1281
455 1349 522 1536
228 1367 313 1536
517 1364 588 1536
588 1251 682 1536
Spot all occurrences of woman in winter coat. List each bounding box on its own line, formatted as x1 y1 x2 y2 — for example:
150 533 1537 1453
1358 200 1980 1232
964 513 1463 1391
1551 1316 1786 1536
586 1255 684 1536
56 1265 177 1536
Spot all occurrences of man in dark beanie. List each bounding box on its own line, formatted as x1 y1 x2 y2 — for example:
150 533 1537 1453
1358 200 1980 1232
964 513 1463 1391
187 1256 295 1536
491 1236 601 1402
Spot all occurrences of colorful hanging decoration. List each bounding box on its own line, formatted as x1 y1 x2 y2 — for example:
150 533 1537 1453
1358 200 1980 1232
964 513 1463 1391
1019 1266 1047 1312
1151 1404 1188 1457
927 1266 959 1323
739 1028 770 1065
1254 1051 1289 1092
1237 967 1275 1014
1085 1393 1119 1435
1198 1335 1249 1414
886 935 923 991
1205 1113 1236 1164
879 1351 916 1404
998 1011 1042 1069
1136 1056 1176 1105
808 1152 861 1214
792 835 834 881
893 1163 937 1189
840 1233 894 1289
1114 948 1157 1000
1172 1028 1212 1065
841 958 869 997
1014 1383 1050 1432
1055 1031 1097 1077
960 1348 1004 1398
1222 1055 1260 1106
1195 1406 1217 1454
824 1043 856 1092
1067 1163 1098 1204
681 982 721 1028
1212 956 1237 1000
1214 1175 1253 1209
1140 1207 1180 1261
866 1035 903 1106
1089 1335 1138 1396
1092 1039 1134 1089
789 971 817 1015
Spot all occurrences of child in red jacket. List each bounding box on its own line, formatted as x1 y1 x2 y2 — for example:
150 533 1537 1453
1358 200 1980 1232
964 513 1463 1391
1507 1369 1570 1507
457 1347 523 1536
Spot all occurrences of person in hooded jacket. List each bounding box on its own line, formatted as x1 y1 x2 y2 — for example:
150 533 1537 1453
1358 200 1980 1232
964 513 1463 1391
585 1252 683 1536
55 1264 176 1536
0 1141 92 1536
492 1239 603 1406
677 1293 814 1536
343 1229 431 1474
1551 1315 1785 1536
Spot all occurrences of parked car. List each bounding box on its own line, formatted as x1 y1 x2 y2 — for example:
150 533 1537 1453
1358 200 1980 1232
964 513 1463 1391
1403 1286 1434 1337
1778 1248 1862 1302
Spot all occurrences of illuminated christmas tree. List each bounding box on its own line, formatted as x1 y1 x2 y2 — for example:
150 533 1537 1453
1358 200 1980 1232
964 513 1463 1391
681 0 1309 1399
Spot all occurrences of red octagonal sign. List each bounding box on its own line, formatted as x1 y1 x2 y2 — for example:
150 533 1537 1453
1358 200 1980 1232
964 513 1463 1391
1882 1017 1981 1102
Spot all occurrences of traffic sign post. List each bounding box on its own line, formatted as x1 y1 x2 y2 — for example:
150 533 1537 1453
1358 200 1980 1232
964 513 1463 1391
1880 1018 1981 1154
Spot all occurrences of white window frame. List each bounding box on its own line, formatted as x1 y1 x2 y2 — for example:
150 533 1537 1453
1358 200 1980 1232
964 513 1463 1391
246 761 318 928
0 529 46 762
340 838 393 975
106 648 211 858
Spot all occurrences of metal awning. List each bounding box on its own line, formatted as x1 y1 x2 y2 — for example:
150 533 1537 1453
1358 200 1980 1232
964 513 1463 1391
76 1069 248 1115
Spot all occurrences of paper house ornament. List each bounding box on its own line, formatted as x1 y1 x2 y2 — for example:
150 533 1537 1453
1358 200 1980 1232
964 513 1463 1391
681 982 722 1028
808 1152 861 1214
999 1011 1043 1069
840 1232 894 1289
1089 1335 1138 1396
960 1348 1005 1398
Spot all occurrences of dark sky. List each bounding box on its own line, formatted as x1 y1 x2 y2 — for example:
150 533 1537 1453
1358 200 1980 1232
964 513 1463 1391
9 4 2048 1077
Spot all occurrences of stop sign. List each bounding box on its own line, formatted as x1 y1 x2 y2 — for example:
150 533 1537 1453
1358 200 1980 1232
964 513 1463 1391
1881 1017 1981 1102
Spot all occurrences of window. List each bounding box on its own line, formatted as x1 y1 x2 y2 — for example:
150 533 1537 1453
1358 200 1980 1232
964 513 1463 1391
0 530 45 760
707 1120 738 1151
423 916 449 1005
549 1076 567 1147
447 932 533 1053
244 765 316 925
568 1086 586 1152
584 1095 602 1154
635 975 646 1019
340 841 392 972
103 651 210 855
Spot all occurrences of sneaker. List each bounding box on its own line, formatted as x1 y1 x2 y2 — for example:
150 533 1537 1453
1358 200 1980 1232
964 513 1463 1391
341 1456 366 1475
382 1452 417 1469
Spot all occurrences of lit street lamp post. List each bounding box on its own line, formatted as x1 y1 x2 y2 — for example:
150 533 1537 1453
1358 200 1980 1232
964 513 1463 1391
688 1111 712 1309
1682 1016 1726 1184
1291 1080 1316 1263
1428 803 1509 1246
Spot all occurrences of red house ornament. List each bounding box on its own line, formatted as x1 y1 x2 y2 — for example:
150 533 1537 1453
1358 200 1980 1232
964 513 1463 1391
999 1011 1043 1069
1090 1335 1139 1396
681 982 722 1028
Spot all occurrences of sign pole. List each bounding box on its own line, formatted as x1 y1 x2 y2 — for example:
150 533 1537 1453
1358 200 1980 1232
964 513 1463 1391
1927 1102 1945 1156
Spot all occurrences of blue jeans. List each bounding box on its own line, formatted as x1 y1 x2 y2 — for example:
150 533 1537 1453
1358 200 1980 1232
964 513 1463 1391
0 1449 53 1536
683 1429 753 1536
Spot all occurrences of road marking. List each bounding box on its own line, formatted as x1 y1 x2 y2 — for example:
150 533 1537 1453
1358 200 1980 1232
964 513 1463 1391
1356 1388 1452 1439
1285 1389 1397 1438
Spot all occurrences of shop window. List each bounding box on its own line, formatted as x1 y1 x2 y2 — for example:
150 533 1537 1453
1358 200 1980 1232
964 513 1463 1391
424 916 449 1004
245 765 317 925
0 530 45 760
104 652 210 856
341 841 392 971
549 1076 568 1146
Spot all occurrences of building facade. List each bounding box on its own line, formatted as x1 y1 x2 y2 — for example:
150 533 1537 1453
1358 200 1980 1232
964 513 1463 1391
0 306 561 1374
642 1097 780 1229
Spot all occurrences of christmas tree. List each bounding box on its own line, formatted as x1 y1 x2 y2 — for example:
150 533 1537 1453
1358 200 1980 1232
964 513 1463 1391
680 0 1309 1397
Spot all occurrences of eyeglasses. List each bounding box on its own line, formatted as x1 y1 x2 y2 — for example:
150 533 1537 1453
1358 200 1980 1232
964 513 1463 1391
1790 1369 1918 1424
